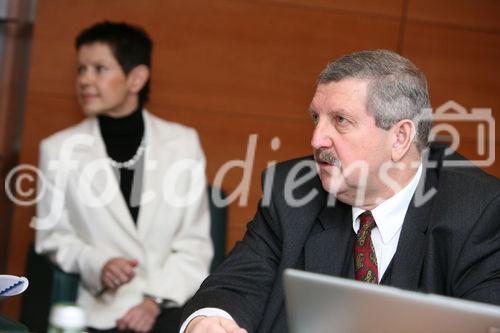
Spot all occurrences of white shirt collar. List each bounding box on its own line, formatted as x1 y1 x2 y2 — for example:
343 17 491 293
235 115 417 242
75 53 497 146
352 163 423 244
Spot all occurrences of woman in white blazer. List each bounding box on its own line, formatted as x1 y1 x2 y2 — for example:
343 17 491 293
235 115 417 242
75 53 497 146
34 22 213 333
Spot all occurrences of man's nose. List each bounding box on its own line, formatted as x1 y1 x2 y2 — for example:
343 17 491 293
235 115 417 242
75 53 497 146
311 121 332 150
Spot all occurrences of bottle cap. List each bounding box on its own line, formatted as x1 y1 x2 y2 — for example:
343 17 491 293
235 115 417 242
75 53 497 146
49 303 86 329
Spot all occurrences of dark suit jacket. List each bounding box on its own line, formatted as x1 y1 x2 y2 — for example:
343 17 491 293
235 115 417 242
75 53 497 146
183 144 500 332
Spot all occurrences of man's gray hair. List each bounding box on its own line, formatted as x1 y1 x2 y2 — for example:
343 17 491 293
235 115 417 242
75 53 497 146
317 49 432 151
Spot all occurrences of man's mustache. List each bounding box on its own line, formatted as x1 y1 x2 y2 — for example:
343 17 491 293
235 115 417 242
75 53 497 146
314 149 341 168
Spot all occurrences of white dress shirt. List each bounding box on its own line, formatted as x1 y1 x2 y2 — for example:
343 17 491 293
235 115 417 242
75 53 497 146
180 164 423 332
352 163 422 282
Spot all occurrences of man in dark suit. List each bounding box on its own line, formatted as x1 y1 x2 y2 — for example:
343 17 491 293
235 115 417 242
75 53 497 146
181 49 500 333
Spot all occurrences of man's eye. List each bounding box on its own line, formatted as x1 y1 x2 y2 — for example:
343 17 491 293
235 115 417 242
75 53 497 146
310 112 319 125
95 65 106 73
77 65 86 75
336 116 348 125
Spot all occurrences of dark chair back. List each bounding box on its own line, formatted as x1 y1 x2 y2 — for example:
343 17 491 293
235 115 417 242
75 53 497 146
208 186 227 272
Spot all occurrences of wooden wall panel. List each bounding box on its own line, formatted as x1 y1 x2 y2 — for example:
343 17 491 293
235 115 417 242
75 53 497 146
151 1 400 119
407 0 500 32
28 0 401 118
266 0 404 17
402 19 500 176
403 24 500 118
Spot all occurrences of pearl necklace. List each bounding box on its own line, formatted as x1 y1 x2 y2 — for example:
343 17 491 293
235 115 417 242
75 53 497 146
108 137 146 170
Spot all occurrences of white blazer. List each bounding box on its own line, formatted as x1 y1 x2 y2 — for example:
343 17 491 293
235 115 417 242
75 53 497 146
35 111 213 328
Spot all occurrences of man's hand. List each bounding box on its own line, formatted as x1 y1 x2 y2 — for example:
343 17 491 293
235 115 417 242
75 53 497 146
101 257 138 290
116 298 160 333
185 316 247 333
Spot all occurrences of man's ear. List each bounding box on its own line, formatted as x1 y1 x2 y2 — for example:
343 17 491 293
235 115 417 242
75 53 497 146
391 119 416 162
127 65 150 94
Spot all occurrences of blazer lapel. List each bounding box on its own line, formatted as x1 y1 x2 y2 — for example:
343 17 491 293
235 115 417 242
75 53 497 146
79 118 139 239
135 111 175 238
387 164 437 290
304 199 354 278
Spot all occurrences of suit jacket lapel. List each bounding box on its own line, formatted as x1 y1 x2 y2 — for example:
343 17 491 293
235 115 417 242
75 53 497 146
259 174 342 333
387 164 437 290
79 118 139 240
304 198 354 278
135 111 175 238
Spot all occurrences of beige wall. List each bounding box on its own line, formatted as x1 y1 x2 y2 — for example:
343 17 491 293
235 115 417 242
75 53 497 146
3 0 499 318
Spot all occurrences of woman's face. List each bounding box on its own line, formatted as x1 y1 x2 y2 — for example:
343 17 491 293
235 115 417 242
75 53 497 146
75 42 137 118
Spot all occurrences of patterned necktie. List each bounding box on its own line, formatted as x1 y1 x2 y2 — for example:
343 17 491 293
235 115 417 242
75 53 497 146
354 211 378 283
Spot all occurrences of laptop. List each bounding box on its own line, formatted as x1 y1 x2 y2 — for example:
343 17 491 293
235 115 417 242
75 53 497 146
284 269 500 333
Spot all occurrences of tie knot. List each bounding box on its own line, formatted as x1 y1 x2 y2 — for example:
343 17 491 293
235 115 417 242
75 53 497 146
359 211 376 231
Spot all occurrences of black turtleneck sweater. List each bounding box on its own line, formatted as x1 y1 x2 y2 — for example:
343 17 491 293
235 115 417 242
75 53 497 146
98 105 144 223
